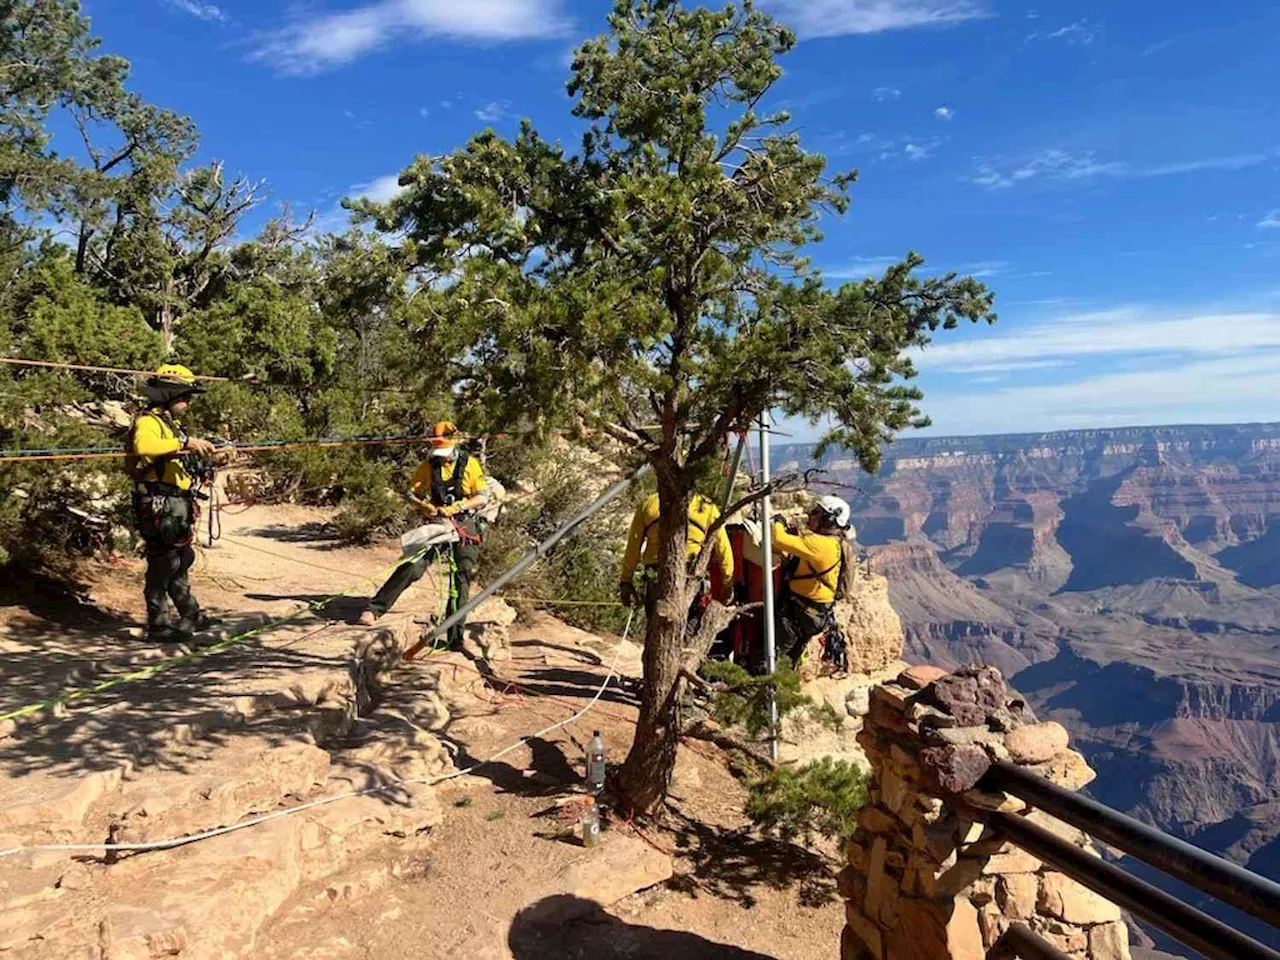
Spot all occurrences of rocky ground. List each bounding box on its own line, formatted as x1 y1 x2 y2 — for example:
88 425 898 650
0 505 855 960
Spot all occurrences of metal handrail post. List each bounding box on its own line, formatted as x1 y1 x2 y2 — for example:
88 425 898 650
759 415 778 762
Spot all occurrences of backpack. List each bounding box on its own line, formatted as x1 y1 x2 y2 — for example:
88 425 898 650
835 539 859 603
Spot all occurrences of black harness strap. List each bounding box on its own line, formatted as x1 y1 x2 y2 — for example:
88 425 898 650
430 452 470 507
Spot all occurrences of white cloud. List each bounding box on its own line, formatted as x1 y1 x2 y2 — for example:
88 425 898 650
912 307 1280 372
934 106 954 121
165 0 226 22
825 256 901 279
955 259 1010 278
419 106 431 118
1145 153 1272 176
923 352 1280 436
969 149 1273 191
351 173 406 204
872 86 902 101
253 0 572 75
958 359 1072 374
439 99 453 109
768 0 988 39
904 142 929 161
474 100 512 123
1256 209 1280 229
1039 19 1101 46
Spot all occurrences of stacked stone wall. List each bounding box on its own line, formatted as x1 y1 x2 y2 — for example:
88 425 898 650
839 664 1131 960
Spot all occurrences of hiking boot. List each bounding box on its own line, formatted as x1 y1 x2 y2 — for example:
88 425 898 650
148 625 192 645
179 614 222 636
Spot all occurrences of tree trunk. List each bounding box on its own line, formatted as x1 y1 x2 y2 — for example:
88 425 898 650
615 465 692 814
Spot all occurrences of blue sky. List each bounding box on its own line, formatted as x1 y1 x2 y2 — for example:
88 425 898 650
84 0 1280 438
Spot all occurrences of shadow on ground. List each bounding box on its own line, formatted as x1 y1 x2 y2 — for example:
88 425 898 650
244 593 369 623
239 522 345 549
508 895 776 959
664 807 839 910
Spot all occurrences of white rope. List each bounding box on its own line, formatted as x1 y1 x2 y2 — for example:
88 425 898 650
0 610 635 860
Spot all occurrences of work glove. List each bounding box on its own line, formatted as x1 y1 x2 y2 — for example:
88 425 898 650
184 437 215 458
619 581 637 608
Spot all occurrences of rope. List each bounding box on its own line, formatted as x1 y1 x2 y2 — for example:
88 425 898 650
0 610 635 860
0 432 450 463
0 542 437 724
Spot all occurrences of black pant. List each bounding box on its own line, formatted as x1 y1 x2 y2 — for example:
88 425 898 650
370 519 480 645
144 541 199 636
774 594 828 669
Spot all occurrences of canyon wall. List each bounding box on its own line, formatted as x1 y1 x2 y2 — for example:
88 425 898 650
776 423 1280 956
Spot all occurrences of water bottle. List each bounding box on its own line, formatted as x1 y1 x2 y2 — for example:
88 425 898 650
586 730 606 794
580 797 601 848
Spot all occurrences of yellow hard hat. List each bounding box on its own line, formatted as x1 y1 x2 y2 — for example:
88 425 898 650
144 362 205 403
154 363 198 385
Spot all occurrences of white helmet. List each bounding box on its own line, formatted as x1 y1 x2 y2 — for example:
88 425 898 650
813 495 852 530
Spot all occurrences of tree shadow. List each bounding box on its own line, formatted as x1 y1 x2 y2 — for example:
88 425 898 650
662 807 839 910
510 638 604 666
508 895 776 959
243 593 368 623
239 522 346 550
0 608 359 784
506 666 639 710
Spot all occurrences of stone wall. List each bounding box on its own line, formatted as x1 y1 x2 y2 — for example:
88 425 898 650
839 664 1131 960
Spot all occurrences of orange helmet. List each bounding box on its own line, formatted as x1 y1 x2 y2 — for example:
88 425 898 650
429 420 461 458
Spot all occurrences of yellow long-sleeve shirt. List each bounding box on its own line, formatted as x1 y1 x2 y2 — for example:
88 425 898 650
773 522 842 606
408 455 488 505
620 492 734 582
130 410 192 491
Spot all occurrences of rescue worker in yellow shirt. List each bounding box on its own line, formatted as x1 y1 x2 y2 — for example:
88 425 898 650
125 364 219 643
618 491 735 623
771 495 855 669
358 421 489 647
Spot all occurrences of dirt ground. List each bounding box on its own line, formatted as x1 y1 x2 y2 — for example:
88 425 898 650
0 505 844 960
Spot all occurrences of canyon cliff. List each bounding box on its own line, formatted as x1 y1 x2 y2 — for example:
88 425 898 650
776 422 1280 954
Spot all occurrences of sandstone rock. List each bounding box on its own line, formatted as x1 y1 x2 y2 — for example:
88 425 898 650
871 683 913 712
860 806 897 834
847 685 872 718
947 897 987 960
899 664 950 691
921 744 991 793
880 769 914 816
549 833 673 915
837 865 867 903
980 847 1042 874
864 836 889 918
925 666 1007 727
1006 722 1070 764
962 787 1028 814
977 902 1010 950
0 764 128 834
1022 809 1088 847
885 898 948 960
838 572 905 674
1030 749 1097 791
996 873 1039 921
1038 873 1123 925
844 903 885 959
1089 920 1132 960
907 702 958 729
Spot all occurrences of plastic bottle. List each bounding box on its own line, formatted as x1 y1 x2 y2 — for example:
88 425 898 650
580 797 601 848
586 730 606 794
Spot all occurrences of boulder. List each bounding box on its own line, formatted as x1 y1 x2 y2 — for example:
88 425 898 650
543 833 673 918
898 664 950 691
1038 873 1123 925
1005 722 1070 764
921 744 991 794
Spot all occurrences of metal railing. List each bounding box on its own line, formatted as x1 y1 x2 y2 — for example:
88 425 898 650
973 761 1280 960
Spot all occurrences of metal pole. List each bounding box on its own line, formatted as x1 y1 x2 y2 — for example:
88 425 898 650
987 761 1280 927
405 463 652 660
719 433 747 516
758 415 779 763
